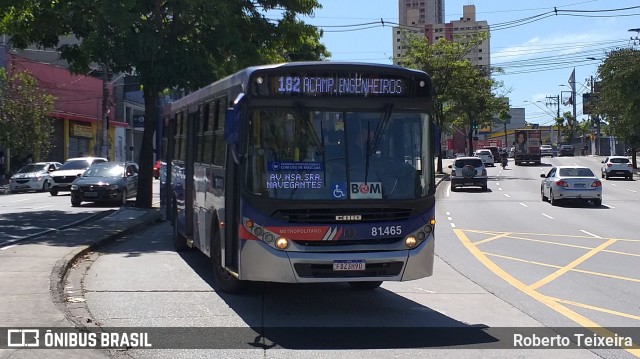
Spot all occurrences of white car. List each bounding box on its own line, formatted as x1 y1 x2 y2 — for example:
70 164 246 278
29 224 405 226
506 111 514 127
474 149 494 167
49 157 108 196
540 166 602 206
601 156 633 180
448 156 488 191
540 145 553 157
9 162 62 193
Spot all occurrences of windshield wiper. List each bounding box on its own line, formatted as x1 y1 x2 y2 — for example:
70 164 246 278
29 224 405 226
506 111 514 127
369 103 394 155
295 103 324 155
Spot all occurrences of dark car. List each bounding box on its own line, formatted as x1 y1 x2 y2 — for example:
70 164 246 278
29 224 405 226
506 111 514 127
70 162 139 207
558 145 574 157
484 146 501 164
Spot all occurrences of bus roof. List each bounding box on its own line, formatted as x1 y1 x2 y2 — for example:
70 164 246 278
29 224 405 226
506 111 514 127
169 62 430 111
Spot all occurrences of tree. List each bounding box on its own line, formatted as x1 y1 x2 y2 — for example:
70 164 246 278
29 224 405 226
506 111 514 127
595 48 640 166
398 32 503 171
1 0 329 207
0 68 55 164
497 108 512 150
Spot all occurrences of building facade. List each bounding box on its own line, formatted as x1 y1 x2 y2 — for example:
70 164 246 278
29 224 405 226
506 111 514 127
393 4 490 69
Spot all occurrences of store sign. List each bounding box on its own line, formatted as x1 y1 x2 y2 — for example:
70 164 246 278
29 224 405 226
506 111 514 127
72 124 93 138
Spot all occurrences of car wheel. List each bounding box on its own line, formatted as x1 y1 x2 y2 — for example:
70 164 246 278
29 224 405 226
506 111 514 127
172 201 189 252
550 190 558 206
120 188 128 206
42 181 50 192
211 224 246 294
482 183 488 191
451 185 457 192
541 187 548 202
50 188 59 196
628 174 633 181
348 281 383 290
594 198 602 207
71 198 81 207
605 172 609 180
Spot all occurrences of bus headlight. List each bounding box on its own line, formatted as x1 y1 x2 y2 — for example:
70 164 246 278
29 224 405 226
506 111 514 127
263 233 274 243
253 226 263 237
405 236 417 248
275 237 289 250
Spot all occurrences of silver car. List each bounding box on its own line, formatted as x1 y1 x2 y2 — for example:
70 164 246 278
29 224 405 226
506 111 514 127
540 166 602 206
9 162 62 193
449 156 488 191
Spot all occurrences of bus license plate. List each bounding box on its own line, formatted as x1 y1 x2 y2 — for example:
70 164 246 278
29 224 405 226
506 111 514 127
333 260 365 271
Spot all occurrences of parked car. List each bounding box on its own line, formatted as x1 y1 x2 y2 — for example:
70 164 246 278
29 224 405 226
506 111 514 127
474 149 494 167
540 166 602 206
601 156 633 180
558 144 574 157
9 162 62 193
540 145 554 157
484 146 501 164
70 161 139 206
448 156 487 191
49 157 108 196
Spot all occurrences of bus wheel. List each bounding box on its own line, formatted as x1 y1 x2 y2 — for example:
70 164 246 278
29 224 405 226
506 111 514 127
211 227 246 294
172 202 189 252
348 281 383 290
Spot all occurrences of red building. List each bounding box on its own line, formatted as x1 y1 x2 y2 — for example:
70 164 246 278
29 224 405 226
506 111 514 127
8 54 127 162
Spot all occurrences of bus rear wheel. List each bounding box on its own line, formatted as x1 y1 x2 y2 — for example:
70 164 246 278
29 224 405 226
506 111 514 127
211 227 246 294
348 281 383 290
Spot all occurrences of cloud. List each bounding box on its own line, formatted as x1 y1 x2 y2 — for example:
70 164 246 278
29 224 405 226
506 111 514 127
492 32 620 63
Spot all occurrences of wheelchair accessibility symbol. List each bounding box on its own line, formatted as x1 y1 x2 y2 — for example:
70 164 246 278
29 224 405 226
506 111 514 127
332 183 347 199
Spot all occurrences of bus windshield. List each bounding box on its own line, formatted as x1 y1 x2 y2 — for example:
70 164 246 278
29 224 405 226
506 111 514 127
246 109 432 200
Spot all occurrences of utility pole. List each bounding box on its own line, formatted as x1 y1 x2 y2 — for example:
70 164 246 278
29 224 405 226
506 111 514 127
101 64 109 160
545 94 560 145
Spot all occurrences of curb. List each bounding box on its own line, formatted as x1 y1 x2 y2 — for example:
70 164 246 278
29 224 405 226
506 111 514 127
49 208 163 328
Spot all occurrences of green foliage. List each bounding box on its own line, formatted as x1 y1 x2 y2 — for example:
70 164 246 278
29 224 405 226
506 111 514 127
595 48 640 148
398 31 506 158
0 69 55 160
1 0 328 207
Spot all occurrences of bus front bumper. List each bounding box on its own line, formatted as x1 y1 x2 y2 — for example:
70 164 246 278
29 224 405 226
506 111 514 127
238 237 434 283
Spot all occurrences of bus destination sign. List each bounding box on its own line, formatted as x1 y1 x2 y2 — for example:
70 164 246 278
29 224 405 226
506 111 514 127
272 74 406 97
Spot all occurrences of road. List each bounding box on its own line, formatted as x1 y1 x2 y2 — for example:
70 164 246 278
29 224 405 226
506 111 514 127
63 155 639 358
0 181 161 248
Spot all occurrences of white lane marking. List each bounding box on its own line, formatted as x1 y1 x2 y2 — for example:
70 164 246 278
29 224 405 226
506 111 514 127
446 212 451 216
519 203 528 207
496 182 500 186
447 217 453 221
580 230 602 239
450 223 456 228
610 183 618 187
31 205 55 210
627 189 637 193
504 194 511 198
498 188 503 191
541 213 555 219
0 245 16 251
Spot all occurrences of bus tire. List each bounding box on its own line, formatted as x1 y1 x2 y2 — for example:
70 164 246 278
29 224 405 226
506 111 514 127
211 226 246 294
348 281 383 290
172 201 189 252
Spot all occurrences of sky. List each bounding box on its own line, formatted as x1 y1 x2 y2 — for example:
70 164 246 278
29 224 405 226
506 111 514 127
300 0 640 126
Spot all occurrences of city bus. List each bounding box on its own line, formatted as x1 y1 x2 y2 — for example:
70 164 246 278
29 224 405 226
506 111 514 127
165 62 436 293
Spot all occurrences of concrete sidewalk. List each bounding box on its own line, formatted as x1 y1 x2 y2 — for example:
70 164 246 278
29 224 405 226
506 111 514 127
0 207 161 358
